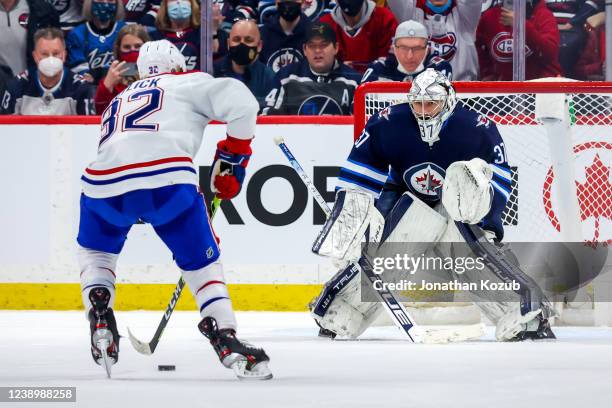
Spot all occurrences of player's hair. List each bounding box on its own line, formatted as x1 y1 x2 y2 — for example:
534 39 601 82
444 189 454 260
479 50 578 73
112 24 151 60
156 0 201 31
82 0 126 22
33 27 66 48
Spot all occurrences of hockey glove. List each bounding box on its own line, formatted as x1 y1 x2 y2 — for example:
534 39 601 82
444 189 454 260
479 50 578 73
210 135 252 200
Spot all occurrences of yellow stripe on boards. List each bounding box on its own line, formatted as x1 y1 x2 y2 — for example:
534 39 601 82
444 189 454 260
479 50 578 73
0 283 322 311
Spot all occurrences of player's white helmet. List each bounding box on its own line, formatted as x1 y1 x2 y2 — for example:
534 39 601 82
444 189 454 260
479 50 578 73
407 68 457 146
137 40 187 79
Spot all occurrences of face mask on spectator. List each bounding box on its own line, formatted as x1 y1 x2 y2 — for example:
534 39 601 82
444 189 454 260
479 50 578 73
168 0 192 21
92 1 117 22
120 50 140 63
337 0 364 17
38 56 64 77
425 0 451 14
278 1 301 22
229 43 258 66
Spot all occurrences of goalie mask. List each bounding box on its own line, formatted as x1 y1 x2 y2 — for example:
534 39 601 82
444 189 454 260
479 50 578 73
407 68 457 146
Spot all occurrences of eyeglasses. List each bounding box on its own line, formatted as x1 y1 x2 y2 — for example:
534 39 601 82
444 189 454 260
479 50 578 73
394 45 427 54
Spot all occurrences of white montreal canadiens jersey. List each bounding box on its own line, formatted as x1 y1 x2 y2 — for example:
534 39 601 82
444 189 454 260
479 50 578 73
81 72 257 198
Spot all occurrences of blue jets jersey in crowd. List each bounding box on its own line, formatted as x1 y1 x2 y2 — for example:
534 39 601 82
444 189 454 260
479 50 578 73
360 53 453 83
259 12 311 73
66 21 127 82
150 28 201 71
338 103 512 240
0 67 95 115
264 58 361 115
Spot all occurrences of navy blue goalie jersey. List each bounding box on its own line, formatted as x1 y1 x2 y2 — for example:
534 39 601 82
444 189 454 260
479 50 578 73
338 102 512 240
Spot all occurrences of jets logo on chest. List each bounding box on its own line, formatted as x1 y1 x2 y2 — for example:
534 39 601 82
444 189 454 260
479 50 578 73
404 162 446 200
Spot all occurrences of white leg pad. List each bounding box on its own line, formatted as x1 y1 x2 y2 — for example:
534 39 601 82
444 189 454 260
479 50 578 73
182 261 237 331
78 246 118 315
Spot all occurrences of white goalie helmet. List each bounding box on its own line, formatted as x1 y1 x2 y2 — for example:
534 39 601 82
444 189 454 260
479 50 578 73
137 40 187 79
407 68 457 146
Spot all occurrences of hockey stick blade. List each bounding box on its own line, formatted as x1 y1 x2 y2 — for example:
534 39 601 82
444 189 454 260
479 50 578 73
127 197 222 355
127 327 153 355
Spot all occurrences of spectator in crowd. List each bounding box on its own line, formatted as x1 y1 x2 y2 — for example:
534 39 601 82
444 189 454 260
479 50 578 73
0 0 60 76
0 65 11 108
123 0 161 26
259 0 312 72
94 24 149 113
476 0 561 80
67 0 126 84
319 0 398 73
48 0 85 32
1 28 95 115
387 0 482 80
151 0 201 71
259 0 333 23
264 22 361 115
545 0 604 78
214 19 275 110
221 0 259 31
361 19 452 83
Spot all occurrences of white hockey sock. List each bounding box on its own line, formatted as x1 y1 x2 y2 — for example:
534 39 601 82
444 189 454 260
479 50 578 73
78 246 118 315
181 261 237 331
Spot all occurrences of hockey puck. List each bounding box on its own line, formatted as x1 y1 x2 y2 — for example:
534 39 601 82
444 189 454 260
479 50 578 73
158 365 176 371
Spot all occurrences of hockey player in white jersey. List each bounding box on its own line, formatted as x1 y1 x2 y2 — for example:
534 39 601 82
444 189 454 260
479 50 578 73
310 69 555 342
77 40 272 380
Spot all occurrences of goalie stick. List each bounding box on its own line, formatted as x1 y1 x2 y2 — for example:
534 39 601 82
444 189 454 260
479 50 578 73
274 137 484 344
127 196 222 355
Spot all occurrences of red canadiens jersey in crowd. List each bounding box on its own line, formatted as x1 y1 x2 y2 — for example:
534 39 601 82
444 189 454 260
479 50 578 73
476 3 562 80
320 5 398 72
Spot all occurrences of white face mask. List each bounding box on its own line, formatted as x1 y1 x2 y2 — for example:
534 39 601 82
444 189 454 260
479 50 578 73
37 56 64 77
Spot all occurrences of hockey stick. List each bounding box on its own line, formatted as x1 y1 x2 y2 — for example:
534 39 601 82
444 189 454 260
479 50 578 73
274 137 484 343
127 196 222 355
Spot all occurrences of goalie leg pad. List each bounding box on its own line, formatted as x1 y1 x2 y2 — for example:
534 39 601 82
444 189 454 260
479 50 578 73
310 263 382 339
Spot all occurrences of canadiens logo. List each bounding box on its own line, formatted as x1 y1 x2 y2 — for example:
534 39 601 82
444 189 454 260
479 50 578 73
404 162 446 199
543 142 611 244
491 32 533 63
268 48 303 73
18 13 28 29
429 32 457 62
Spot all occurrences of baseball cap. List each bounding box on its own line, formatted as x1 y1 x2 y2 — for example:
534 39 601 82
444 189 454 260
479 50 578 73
394 20 429 43
305 22 336 44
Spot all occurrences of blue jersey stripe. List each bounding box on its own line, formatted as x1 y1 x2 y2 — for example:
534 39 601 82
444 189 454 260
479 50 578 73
337 176 382 195
81 166 197 185
339 167 386 187
346 158 388 177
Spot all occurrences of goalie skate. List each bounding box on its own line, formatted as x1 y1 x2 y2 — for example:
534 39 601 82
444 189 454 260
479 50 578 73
88 287 119 378
198 317 272 380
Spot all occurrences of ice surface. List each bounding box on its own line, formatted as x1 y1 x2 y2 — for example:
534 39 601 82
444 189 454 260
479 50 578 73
1 311 611 408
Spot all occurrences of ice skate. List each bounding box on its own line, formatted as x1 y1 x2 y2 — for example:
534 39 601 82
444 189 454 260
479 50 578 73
511 313 556 341
88 287 120 378
198 317 272 380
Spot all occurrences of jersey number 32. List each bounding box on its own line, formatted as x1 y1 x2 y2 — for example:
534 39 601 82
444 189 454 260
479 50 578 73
99 88 164 146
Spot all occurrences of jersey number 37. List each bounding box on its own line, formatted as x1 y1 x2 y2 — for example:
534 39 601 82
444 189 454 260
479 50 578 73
99 88 164 146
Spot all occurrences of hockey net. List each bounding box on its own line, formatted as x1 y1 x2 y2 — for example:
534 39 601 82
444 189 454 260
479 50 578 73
354 81 612 326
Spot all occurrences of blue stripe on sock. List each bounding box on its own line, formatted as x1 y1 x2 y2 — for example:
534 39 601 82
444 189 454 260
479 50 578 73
199 296 229 313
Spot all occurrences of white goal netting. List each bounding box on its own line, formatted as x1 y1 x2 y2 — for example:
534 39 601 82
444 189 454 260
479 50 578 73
354 82 612 244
